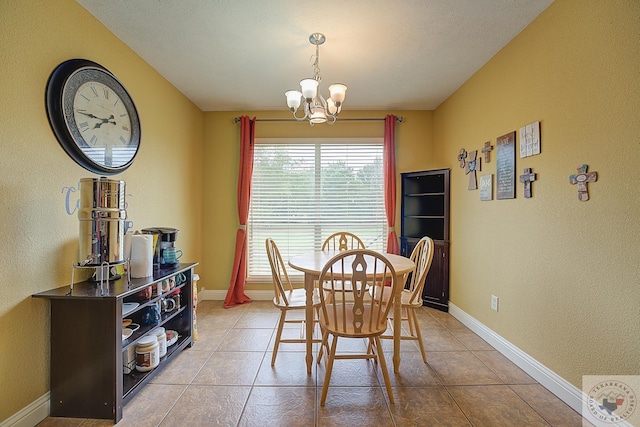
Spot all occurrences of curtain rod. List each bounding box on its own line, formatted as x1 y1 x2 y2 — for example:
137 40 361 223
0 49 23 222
233 116 403 123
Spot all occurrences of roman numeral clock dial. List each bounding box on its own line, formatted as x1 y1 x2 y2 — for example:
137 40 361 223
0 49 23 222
46 59 141 175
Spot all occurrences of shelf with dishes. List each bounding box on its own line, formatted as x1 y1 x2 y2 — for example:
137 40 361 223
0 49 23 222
33 263 198 422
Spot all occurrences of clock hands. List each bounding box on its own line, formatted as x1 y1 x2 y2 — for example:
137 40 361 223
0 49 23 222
77 111 117 129
93 115 116 129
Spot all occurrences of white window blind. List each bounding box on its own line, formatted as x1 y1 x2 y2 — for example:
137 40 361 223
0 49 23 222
248 138 387 280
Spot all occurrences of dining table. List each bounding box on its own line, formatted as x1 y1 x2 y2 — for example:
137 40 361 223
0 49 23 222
288 250 415 374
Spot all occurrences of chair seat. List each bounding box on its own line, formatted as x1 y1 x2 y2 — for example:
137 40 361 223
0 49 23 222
320 304 388 337
273 287 321 309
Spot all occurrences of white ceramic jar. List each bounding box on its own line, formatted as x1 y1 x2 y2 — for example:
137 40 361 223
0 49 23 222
135 336 159 372
152 327 167 357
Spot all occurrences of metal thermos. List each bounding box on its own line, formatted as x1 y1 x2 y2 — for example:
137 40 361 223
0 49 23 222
78 177 127 267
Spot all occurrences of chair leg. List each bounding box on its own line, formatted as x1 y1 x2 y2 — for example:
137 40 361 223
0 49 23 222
374 335 394 405
317 327 330 363
410 308 428 363
271 310 287 366
320 334 338 406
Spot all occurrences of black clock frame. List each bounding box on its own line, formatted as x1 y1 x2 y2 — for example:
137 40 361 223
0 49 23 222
45 58 141 175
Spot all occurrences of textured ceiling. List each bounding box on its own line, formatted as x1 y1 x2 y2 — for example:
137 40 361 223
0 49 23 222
77 0 553 111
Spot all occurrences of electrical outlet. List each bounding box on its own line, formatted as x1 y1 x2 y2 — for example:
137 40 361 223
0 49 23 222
491 295 499 312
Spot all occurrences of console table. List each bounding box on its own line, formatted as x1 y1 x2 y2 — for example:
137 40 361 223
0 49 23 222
33 262 198 422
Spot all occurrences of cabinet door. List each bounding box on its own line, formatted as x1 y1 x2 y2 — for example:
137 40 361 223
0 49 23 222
422 241 449 312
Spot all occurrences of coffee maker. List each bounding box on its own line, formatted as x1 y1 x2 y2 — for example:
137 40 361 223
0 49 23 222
141 227 179 269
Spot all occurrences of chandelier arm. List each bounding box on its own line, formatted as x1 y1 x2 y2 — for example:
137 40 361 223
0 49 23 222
291 107 309 121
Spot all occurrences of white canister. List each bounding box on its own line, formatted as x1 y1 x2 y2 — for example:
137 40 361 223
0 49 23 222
152 327 167 357
135 336 159 372
123 346 135 374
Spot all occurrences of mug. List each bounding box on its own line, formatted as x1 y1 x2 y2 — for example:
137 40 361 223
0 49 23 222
141 304 161 325
174 272 187 286
136 286 152 301
162 247 183 264
160 297 176 313
169 291 181 310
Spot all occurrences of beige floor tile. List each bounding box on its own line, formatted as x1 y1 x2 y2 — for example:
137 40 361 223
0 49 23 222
316 356 383 388
149 347 212 385
117 384 187 427
426 351 503 385
239 386 317 427
317 387 393 426
473 350 537 384
449 327 495 351
421 327 469 352
389 386 472 426
384 351 442 387
191 351 264 385
160 385 250 426
234 310 280 329
448 385 550 426
510 384 590 426
255 351 318 386
216 327 274 352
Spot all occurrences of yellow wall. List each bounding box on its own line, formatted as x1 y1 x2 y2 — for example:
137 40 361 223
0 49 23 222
2 0 638 422
201 110 434 291
0 0 203 420
434 0 639 388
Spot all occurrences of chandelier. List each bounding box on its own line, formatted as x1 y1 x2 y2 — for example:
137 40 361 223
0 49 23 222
285 33 347 125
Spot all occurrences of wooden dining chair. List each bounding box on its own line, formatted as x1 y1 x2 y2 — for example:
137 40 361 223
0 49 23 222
375 236 434 363
316 249 399 405
265 238 321 366
321 231 365 252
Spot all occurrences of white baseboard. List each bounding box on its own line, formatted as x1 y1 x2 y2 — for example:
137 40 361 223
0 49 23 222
448 303 584 413
1 393 49 427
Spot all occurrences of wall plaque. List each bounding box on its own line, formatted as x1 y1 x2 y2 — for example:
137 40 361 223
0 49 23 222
496 131 516 199
479 174 493 201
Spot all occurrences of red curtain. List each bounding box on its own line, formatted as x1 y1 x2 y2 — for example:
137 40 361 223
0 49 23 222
224 116 255 308
384 114 399 255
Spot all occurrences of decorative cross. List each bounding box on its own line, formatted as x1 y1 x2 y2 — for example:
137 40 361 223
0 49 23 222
465 150 479 190
569 164 597 201
481 141 494 163
457 148 467 168
519 168 537 198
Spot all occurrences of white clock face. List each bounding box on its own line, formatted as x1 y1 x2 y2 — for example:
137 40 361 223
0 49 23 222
72 81 133 168
50 60 141 174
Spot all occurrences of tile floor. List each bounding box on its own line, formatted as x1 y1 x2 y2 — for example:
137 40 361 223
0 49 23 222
37 300 590 426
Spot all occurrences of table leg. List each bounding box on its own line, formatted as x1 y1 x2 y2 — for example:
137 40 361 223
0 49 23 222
393 273 402 373
304 272 314 374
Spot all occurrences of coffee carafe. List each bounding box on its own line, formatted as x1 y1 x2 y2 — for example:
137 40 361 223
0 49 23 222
141 227 180 269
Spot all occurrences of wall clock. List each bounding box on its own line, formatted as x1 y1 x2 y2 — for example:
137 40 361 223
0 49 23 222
46 59 141 175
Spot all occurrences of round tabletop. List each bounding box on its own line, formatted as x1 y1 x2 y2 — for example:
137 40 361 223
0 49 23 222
288 250 414 276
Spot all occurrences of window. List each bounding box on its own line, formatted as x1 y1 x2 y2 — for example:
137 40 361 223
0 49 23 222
248 138 386 280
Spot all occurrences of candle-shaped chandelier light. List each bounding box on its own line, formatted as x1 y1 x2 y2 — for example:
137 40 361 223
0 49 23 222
285 33 347 125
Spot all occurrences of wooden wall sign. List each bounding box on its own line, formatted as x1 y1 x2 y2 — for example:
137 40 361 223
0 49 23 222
519 121 541 158
519 168 537 198
481 141 494 163
496 131 516 199
569 164 597 201
465 150 479 190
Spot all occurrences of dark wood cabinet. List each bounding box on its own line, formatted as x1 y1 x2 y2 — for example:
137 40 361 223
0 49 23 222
400 169 450 311
33 263 198 422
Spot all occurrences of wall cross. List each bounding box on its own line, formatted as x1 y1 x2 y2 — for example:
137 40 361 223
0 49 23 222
569 164 597 201
481 141 494 163
519 168 537 198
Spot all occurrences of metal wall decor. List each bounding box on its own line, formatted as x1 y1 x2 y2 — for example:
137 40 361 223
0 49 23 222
519 168 537 198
